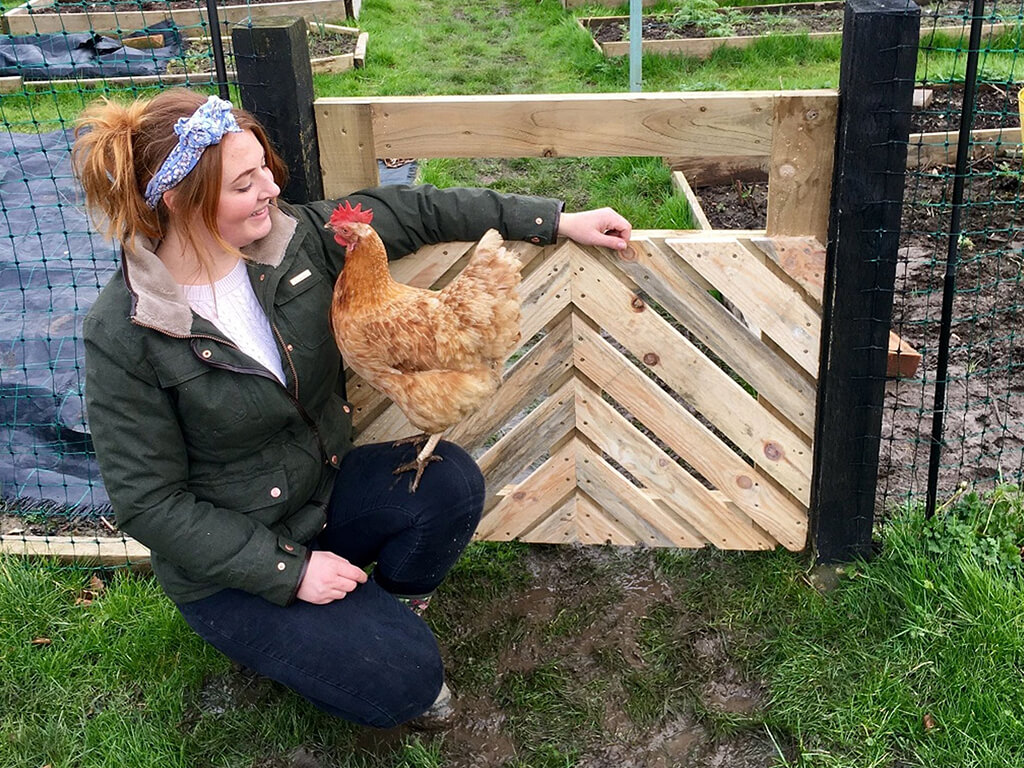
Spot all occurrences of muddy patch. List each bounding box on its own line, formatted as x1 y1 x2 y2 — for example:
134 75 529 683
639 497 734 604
177 546 790 767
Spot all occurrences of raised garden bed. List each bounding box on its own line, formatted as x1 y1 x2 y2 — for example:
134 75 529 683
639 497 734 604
5 21 365 90
579 1 1015 59
2 0 358 36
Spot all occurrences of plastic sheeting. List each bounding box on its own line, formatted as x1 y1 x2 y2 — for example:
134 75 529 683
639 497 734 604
0 126 416 511
0 22 183 80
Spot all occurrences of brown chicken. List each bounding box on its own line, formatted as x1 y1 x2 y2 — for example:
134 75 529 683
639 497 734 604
326 201 522 491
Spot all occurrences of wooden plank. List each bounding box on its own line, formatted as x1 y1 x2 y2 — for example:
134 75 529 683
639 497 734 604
748 236 826 305
571 250 813 502
122 34 164 49
316 101 380 198
562 492 644 547
573 383 776 549
573 442 706 548
767 93 837 242
671 171 713 231
476 441 577 540
907 126 1020 169
913 88 934 109
518 242 574 343
609 236 817 435
354 31 369 67
887 331 921 379
388 241 474 288
572 316 808 543
749 236 921 378
0 76 22 93
1 535 150 566
4 0 349 35
476 378 577 507
663 154 770 186
666 237 821 377
316 91 824 161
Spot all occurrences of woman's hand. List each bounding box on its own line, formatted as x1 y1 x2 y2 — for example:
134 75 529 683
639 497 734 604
296 551 368 604
557 207 633 251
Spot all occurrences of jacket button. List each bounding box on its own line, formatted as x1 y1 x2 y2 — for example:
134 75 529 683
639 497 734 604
330 454 338 464
342 405 351 414
284 543 294 552
535 217 543 225
530 236 541 244
277 562 286 571
270 486 282 498
201 349 212 359
286 343 294 352
259 274 266 281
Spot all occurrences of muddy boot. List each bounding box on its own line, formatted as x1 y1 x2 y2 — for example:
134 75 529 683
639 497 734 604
394 592 433 617
408 682 454 731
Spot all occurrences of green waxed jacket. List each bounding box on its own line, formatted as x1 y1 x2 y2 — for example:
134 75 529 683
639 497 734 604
84 185 563 606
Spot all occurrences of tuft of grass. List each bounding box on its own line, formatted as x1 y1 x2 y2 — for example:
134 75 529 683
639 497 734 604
724 484 1024 768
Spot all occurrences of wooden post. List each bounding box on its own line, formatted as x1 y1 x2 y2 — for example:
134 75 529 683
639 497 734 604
233 16 324 204
811 0 920 562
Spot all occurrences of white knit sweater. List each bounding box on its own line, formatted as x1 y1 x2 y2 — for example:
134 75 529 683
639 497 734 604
182 259 287 385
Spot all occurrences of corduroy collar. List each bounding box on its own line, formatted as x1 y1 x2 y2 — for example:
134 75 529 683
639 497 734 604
121 205 298 337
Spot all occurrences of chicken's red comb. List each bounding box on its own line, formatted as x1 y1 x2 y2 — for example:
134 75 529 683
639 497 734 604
328 201 374 228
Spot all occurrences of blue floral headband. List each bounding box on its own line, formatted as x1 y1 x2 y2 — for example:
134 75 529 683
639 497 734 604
144 95 242 209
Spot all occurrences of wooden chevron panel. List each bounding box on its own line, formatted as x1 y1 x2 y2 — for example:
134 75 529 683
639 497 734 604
351 232 819 552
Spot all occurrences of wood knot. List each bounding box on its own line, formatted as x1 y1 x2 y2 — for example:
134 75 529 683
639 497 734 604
804 109 819 121
643 352 659 366
630 296 646 312
736 475 753 490
542 148 556 157
763 441 784 461
619 244 638 262
512 491 527 502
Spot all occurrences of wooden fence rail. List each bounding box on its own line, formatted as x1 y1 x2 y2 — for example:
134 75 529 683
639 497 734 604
314 91 837 243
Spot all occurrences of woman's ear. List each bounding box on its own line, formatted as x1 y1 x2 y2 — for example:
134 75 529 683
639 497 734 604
161 188 177 213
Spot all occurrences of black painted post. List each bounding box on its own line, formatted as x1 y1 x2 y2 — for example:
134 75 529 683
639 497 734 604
811 0 920 562
232 17 324 204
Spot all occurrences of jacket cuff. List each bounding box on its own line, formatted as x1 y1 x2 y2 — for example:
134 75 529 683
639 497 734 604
287 546 315 606
509 196 563 246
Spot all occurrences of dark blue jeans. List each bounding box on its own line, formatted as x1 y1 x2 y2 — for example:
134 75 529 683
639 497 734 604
176 440 484 728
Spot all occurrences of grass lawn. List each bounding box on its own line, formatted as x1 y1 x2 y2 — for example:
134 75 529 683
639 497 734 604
3 486 1023 766
2 0 1023 765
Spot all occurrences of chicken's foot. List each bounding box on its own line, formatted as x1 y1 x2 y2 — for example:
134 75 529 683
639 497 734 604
394 432 444 492
392 433 430 448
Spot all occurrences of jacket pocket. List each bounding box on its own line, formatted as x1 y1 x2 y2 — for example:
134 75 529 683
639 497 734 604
189 466 290 518
154 349 250 432
274 258 334 350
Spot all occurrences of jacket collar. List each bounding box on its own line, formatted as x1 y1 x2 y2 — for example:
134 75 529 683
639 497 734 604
122 206 298 337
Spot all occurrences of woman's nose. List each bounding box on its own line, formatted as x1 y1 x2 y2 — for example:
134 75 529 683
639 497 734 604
262 167 281 198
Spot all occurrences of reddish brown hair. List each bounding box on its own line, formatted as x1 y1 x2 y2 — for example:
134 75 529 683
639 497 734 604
72 89 288 266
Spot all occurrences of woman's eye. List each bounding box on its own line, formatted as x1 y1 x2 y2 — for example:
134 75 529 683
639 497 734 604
238 184 252 193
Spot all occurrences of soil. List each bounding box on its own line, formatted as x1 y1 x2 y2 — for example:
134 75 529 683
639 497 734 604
588 3 846 43
31 0 305 13
912 82 1022 134
695 146 1024 504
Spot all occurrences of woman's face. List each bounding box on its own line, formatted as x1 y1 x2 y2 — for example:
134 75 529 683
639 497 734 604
216 129 281 249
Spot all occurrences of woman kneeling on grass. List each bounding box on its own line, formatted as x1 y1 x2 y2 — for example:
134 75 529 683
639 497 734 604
72 89 632 729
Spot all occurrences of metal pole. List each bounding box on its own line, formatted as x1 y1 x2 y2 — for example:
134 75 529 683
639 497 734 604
205 0 230 100
925 0 986 518
629 0 642 92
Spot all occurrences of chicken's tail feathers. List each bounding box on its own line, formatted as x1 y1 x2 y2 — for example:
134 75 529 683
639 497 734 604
452 229 522 295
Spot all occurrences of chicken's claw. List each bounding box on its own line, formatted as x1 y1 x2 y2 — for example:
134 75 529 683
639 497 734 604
394 454 444 493
392 432 445 493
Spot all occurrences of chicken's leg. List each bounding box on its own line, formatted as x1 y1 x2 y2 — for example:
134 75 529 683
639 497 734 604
393 432 444 492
